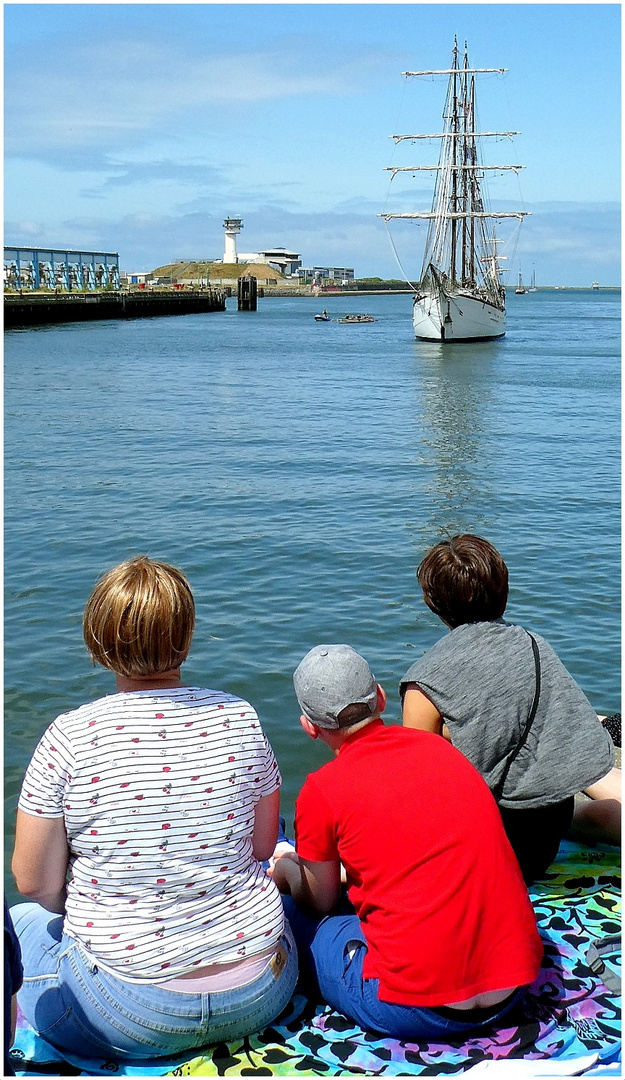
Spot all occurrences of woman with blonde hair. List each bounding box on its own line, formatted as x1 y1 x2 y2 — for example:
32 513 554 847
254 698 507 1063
11 555 296 1060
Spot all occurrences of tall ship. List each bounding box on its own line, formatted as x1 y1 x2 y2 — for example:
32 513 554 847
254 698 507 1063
381 39 529 342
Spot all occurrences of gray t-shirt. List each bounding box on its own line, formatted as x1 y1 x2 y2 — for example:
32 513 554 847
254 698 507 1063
399 620 614 809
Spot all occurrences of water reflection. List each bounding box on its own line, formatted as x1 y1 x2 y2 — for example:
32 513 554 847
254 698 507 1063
410 339 499 541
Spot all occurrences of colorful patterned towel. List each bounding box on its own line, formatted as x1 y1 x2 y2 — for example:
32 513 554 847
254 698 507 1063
10 840 621 1077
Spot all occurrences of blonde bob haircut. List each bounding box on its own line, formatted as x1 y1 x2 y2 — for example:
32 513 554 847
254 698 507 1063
83 556 195 677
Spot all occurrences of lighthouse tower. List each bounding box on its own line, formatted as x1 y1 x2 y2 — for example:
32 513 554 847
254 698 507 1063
223 217 242 263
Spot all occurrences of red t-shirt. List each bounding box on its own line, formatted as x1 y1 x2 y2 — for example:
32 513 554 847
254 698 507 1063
294 720 543 1007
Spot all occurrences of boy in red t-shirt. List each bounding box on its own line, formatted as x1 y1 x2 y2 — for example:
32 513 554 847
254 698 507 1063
272 644 543 1040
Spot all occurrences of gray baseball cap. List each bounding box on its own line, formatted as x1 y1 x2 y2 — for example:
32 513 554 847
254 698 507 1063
293 644 378 729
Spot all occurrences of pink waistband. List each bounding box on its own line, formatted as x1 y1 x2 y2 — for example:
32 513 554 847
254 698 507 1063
160 946 276 994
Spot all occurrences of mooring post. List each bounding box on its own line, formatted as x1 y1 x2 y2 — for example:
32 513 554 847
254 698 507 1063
237 275 257 311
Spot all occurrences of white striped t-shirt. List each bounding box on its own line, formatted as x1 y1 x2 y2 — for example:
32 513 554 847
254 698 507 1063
18 687 285 982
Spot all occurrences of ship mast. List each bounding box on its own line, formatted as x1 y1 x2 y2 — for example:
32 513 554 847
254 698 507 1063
380 37 529 301
450 38 459 282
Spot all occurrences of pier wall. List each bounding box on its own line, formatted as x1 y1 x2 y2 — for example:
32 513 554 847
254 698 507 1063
4 289 226 328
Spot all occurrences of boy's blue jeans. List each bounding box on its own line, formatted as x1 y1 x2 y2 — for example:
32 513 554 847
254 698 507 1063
12 902 298 1060
281 895 525 1041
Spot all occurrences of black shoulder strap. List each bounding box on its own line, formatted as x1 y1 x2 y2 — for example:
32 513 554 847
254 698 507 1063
493 632 541 801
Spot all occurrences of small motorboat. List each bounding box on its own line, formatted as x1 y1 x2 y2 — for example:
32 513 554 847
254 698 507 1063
337 313 375 323
314 310 331 321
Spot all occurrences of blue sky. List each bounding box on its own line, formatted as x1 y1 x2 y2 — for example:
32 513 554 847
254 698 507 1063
4 3 621 285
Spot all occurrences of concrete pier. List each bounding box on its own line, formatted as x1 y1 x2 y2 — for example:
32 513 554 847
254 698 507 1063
4 288 226 328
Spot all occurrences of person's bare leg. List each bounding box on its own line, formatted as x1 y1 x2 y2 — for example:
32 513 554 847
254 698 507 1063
584 767 621 803
569 768 621 845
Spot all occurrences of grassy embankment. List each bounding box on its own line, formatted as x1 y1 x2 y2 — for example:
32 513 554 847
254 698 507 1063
150 265 412 292
152 261 285 284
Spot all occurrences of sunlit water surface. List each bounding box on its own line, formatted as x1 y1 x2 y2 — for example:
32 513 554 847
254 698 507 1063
5 290 620 897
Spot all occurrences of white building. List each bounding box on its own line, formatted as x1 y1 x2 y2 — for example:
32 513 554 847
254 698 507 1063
297 266 355 285
238 248 301 277
218 218 352 281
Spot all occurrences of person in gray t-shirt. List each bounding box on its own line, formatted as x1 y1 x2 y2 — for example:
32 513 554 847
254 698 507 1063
399 535 619 882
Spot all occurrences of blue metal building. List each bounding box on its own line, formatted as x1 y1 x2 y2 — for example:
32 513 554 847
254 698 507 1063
4 247 120 291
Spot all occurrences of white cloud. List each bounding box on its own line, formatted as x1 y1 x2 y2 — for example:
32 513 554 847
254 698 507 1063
5 33 385 165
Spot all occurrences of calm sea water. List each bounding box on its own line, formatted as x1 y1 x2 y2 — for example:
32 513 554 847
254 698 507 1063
4 290 620 898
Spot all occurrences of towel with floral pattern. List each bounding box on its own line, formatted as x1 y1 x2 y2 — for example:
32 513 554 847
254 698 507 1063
10 840 620 1077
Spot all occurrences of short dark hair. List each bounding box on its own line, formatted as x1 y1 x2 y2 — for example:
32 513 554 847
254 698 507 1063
417 535 509 628
336 701 377 728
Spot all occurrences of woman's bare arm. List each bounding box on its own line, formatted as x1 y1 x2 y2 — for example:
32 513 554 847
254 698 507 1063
12 810 70 913
252 788 280 862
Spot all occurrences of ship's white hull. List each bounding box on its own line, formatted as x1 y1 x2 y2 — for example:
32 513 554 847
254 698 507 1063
413 288 506 342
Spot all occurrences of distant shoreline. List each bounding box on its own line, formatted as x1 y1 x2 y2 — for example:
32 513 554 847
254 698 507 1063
267 286 621 297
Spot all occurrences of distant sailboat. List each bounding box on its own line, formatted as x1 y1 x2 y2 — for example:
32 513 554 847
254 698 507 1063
380 37 529 342
515 269 528 295
529 267 537 292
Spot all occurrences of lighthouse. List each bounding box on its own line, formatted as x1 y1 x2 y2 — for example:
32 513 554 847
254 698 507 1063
223 218 242 264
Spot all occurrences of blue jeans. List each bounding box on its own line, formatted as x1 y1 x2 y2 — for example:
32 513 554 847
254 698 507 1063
282 896 525 1041
12 903 298 1060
